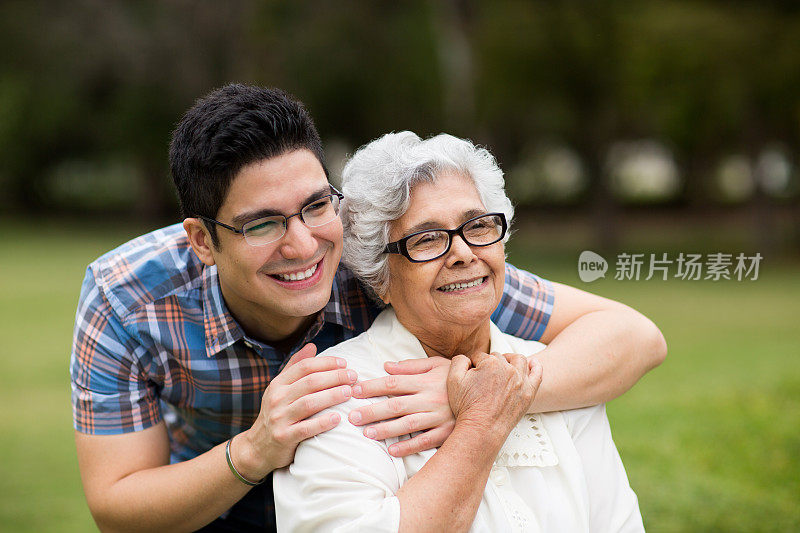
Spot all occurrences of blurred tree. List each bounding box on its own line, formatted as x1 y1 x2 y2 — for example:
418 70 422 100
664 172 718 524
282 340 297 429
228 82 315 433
475 0 800 249
431 0 476 133
617 1 800 252
247 1 445 142
0 0 798 255
0 0 256 218
476 1 628 250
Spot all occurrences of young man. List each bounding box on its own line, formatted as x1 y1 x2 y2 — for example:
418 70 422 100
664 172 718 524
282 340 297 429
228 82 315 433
71 84 666 531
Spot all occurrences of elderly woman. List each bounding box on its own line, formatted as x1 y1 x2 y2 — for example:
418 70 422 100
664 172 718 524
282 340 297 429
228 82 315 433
274 132 644 532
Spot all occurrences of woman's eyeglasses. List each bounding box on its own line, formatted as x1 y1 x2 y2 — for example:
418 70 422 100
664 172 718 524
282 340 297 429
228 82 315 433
384 213 507 263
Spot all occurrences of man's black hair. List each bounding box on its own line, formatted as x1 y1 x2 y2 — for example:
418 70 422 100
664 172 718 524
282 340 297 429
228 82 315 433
169 83 327 247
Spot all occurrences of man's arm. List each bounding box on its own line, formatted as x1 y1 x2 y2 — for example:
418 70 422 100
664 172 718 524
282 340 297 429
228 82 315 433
75 342 356 532
75 423 249 532
349 272 666 456
527 280 666 412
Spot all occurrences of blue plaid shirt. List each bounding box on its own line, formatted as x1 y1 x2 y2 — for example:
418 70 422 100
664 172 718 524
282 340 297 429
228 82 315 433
71 223 554 530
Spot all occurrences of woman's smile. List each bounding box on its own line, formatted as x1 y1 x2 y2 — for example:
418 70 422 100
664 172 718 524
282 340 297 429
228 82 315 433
436 275 489 293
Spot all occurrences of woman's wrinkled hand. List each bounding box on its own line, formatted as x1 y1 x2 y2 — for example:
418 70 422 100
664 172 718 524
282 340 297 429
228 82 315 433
447 352 543 440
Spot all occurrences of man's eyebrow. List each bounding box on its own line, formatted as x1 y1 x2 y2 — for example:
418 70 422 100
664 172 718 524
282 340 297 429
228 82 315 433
231 186 331 227
403 208 488 235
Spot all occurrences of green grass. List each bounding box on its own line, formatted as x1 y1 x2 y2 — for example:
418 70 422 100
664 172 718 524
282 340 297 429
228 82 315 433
601 280 798 532
508 238 800 533
0 221 153 533
1 220 798 532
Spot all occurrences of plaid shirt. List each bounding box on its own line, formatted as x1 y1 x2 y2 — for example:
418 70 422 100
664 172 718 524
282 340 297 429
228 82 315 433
71 223 554 529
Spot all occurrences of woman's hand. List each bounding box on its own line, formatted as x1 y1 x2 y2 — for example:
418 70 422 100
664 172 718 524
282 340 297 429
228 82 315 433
447 352 543 440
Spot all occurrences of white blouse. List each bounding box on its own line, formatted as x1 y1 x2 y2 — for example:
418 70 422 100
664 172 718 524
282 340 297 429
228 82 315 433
274 308 644 532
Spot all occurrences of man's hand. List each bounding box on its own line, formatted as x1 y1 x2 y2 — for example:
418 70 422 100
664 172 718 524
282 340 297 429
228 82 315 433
348 357 455 457
235 343 358 479
74 344 358 531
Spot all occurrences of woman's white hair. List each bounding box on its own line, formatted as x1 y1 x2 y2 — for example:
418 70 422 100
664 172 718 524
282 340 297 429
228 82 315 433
340 131 514 302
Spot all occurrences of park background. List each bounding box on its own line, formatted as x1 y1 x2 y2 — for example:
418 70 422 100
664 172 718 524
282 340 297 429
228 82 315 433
1 1 798 531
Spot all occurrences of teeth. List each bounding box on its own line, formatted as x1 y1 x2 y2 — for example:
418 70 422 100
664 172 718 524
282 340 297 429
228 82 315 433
439 278 484 292
276 263 317 281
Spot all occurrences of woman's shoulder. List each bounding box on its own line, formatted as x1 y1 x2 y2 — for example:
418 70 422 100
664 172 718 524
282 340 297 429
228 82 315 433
549 403 609 437
316 330 390 382
493 326 547 356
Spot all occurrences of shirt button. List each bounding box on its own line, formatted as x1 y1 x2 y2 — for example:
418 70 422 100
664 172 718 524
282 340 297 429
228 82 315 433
244 340 255 350
490 466 509 486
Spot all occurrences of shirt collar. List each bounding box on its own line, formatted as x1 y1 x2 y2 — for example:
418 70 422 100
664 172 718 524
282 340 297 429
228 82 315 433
367 308 557 468
319 268 358 331
366 307 511 361
202 265 244 357
202 264 365 358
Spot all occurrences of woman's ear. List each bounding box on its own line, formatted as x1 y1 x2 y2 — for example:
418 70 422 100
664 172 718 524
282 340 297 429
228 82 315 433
379 283 391 306
183 218 217 267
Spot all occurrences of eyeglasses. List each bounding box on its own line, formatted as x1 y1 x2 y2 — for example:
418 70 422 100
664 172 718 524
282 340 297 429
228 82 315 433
198 186 344 247
384 212 507 263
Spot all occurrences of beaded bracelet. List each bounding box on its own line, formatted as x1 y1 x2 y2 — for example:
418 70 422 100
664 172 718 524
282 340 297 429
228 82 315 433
225 438 265 486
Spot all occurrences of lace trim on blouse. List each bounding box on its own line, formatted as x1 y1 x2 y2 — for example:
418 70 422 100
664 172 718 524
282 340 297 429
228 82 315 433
495 413 558 468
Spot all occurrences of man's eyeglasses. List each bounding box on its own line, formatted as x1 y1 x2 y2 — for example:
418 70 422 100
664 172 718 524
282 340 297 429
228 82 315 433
198 186 344 247
384 212 507 263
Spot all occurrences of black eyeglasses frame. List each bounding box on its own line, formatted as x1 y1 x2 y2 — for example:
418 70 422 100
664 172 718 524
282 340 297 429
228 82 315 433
196 185 344 246
383 212 507 263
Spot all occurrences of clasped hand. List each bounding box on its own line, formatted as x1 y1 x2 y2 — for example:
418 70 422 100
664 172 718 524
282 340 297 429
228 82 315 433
348 352 541 457
448 352 543 438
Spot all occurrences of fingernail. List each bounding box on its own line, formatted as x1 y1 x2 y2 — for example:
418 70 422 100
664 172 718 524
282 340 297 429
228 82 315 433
347 370 357 382
388 445 398 456
330 413 340 424
337 358 347 368
365 427 376 439
349 411 362 424
342 385 352 398
352 385 362 397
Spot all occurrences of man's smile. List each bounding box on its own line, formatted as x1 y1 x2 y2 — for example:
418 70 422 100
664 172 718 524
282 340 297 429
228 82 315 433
273 262 318 281
265 255 327 290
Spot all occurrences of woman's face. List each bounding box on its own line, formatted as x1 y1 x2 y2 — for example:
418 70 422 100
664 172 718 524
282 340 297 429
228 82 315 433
382 171 506 336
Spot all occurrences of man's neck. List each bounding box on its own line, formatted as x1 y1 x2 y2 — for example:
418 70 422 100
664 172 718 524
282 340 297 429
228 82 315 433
238 309 318 347
267 314 320 354
219 286 319 348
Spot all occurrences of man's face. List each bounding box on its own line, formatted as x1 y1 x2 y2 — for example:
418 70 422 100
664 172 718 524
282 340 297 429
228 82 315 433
207 149 343 341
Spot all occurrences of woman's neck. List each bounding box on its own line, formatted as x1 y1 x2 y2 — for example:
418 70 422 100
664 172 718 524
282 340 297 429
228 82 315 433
404 319 492 360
